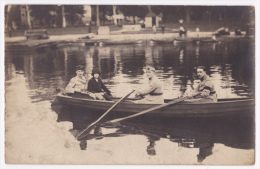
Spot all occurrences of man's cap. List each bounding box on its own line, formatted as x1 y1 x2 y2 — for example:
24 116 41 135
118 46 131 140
76 65 85 71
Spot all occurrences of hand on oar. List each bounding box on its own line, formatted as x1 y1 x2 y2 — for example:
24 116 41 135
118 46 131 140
76 90 135 140
104 93 200 125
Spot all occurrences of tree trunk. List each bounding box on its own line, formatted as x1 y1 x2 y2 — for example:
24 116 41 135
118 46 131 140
112 5 117 25
96 5 100 27
133 15 136 24
185 7 191 23
208 10 212 22
61 5 66 28
25 5 32 29
224 7 227 20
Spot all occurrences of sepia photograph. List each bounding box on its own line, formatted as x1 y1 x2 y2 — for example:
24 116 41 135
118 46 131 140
1 0 259 167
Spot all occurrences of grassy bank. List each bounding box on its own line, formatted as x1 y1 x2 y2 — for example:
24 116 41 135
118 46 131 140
5 20 248 37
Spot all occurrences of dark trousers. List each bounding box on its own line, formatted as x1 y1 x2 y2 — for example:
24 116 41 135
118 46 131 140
179 30 186 37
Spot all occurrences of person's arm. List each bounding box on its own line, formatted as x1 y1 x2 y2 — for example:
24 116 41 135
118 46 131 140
65 78 77 93
87 79 94 93
199 81 214 97
136 81 158 96
200 87 211 97
100 80 111 96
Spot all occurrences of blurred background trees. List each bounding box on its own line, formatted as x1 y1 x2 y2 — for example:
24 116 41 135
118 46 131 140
5 5 254 29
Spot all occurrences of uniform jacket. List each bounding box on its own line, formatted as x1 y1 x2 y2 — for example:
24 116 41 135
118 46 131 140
87 77 111 95
135 76 164 104
194 75 217 102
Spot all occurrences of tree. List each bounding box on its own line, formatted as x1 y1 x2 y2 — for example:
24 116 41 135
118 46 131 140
118 5 149 24
185 6 191 23
150 5 165 15
26 5 32 29
30 5 55 26
65 5 84 26
96 5 100 26
112 5 117 25
61 5 66 27
5 5 21 28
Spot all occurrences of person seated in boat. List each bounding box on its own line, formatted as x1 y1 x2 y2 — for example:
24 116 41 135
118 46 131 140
65 65 87 94
179 24 186 37
133 66 164 104
87 68 112 101
184 66 217 103
213 27 230 37
235 27 243 36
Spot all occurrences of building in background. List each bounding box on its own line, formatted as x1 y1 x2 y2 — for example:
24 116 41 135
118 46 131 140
145 11 161 27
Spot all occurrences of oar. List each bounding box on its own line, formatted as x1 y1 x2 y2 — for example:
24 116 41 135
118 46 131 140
76 90 135 140
104 93 200 125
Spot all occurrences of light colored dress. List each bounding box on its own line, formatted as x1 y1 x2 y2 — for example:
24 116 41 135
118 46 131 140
135 76 164 104
65 76 87 93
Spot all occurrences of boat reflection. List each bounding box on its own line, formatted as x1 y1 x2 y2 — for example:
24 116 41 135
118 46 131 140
52 104 255 160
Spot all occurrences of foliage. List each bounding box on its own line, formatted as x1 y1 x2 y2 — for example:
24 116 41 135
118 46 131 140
6 5 21 27
7 5 255 28
118 5 149 19
65 5 84 25
30 5 84 26
30 5 56 26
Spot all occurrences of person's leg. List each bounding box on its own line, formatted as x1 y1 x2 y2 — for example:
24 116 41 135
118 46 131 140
103 93 112 101
95 93 105 100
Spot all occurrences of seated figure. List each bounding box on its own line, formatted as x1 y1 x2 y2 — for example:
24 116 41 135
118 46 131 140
235 28 243 35
133 66 164 104
65 65 87 94
64 65 95 99
87 68 112 101
213 27 230 37
179 25 186 37
184 66 217 103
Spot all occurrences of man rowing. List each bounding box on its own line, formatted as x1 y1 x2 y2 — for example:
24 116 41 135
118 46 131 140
184 66 217 102
133 66 164 104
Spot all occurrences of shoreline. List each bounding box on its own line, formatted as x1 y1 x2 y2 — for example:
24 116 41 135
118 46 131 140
5 31 249 48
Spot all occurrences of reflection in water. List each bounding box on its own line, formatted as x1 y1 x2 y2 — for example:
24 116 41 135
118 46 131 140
196 142 214 162
5 37 255 163
52 104 254 162
5 38 254 101
146 135 160 156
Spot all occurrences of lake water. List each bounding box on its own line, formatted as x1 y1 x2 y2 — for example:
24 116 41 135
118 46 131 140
5 37 255 164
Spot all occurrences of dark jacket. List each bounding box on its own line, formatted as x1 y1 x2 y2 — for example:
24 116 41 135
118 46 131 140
87 77 111 95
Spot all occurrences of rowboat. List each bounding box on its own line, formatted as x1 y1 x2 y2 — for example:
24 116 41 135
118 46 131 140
55 93 254 117
100 39 142 45
174 37 194 43
174 37 214 43
151 39 174 44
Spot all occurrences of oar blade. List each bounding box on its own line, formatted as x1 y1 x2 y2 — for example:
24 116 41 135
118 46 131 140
76 90 135 140
76 125 96 140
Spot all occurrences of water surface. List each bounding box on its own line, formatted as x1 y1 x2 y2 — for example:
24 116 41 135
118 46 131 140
5 37 255 164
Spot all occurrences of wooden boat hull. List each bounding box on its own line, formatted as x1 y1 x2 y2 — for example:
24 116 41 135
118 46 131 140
100 39 142 45
200 39 217 43
174 37 194 43
174 37 213 43
55 93 254 117
151 39 174 44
